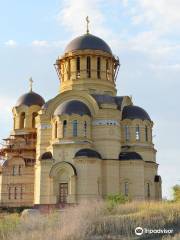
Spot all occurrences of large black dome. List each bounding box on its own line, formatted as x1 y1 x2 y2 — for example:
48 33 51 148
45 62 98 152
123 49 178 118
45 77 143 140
16 91 45 107
54 100 91 116
65 34 112 54
122 105 151 121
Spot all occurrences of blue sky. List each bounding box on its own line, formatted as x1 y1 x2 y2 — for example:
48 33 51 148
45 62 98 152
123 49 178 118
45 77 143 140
0 0 180 199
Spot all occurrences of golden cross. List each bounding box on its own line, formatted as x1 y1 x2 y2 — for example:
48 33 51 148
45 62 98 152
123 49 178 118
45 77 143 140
86 16 90 34
29 77 33 92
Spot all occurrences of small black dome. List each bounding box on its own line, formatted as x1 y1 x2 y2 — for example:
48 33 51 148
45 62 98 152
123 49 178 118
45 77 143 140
54 100 91 116
16 91 45 107
122 105 151 121
119 152 143 161
154 175 161 182
75 148 102 159
41 152 53 160
65 34 112 54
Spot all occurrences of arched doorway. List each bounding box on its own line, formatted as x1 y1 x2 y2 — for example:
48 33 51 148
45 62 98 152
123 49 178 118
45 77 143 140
49 161 77 207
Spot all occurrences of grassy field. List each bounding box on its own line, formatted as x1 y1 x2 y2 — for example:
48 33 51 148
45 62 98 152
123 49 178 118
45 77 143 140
0 201 179 240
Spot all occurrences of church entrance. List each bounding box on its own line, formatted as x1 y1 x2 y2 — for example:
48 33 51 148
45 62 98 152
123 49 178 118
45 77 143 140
59 183 68 204
49 161 77 206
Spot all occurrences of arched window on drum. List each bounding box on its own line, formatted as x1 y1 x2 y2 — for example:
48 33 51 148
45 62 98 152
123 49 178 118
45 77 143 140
84 121 87 137
20 112 25 129
63 120 67 138
54 121 58 139
97 57 101 79
87 56 91 78
72 120 78 137
76 57 80 78
32 112 38 128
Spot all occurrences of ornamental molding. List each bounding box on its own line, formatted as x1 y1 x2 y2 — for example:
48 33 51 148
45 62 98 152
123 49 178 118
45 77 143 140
92 119 119 126
38 123 52 130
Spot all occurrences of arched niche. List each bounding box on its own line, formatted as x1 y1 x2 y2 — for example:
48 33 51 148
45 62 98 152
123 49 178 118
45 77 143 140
49 161 77 204
49 161 77 177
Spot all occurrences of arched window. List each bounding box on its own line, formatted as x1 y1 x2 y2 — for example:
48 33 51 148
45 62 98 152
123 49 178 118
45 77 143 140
54 121 58 138
32 112 38 128
97 57 101 79
59 183 68 204
76 57 80 78
13 165 18 176
20 112 25 129
18 165 22 175
145 126 148 142
87 56 91 78
14 187 17 199
68 59 71 80
124 182 129 196
61 63 64 82
63 120 67 138
135 125 140 141
72 120 78 137
106 59 109 80
125 126 130 141
8 187 11 200
147 182 150 198
20 186 23 199
14 118 16 130
84 121 87 137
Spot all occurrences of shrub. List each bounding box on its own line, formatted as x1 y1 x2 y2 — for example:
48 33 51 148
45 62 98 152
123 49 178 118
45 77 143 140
172 185 180 202
0 206 31 214
106 193 129 210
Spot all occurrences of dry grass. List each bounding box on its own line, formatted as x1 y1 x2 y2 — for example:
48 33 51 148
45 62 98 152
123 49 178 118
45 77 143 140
0 201 179 240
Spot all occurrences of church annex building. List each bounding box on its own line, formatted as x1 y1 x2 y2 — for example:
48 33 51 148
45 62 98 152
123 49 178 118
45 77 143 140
0 24 162 209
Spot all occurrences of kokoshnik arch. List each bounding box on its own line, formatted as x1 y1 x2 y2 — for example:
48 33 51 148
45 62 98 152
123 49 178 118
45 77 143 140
0 19 162 209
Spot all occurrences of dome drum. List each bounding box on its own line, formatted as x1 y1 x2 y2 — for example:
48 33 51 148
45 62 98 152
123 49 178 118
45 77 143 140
55 33 120 95
55 53 116 85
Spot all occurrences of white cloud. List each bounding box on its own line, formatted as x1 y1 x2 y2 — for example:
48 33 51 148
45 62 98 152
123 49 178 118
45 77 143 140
150 63 180 71
56 0 180 60
127 31 159 51
57 0 111 37
0 96 15 140
128 0 180 34
5 40 17 47
51 40 67 48
114 0 180 62
0 96 15 114
32 40 49 47
122 0 128 7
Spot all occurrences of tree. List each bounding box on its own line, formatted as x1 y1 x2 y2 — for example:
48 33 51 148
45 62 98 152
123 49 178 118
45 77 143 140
172 185 180 202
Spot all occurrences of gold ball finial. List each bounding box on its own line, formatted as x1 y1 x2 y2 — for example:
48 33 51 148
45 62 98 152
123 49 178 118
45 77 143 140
29 77 33 92
86 16 90 34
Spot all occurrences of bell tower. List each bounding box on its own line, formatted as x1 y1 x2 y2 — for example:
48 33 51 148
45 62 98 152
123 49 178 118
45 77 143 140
55 18 120 96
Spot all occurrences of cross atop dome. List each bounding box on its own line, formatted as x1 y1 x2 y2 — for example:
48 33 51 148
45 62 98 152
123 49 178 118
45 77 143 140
86 16 90 34
29 77 33 92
